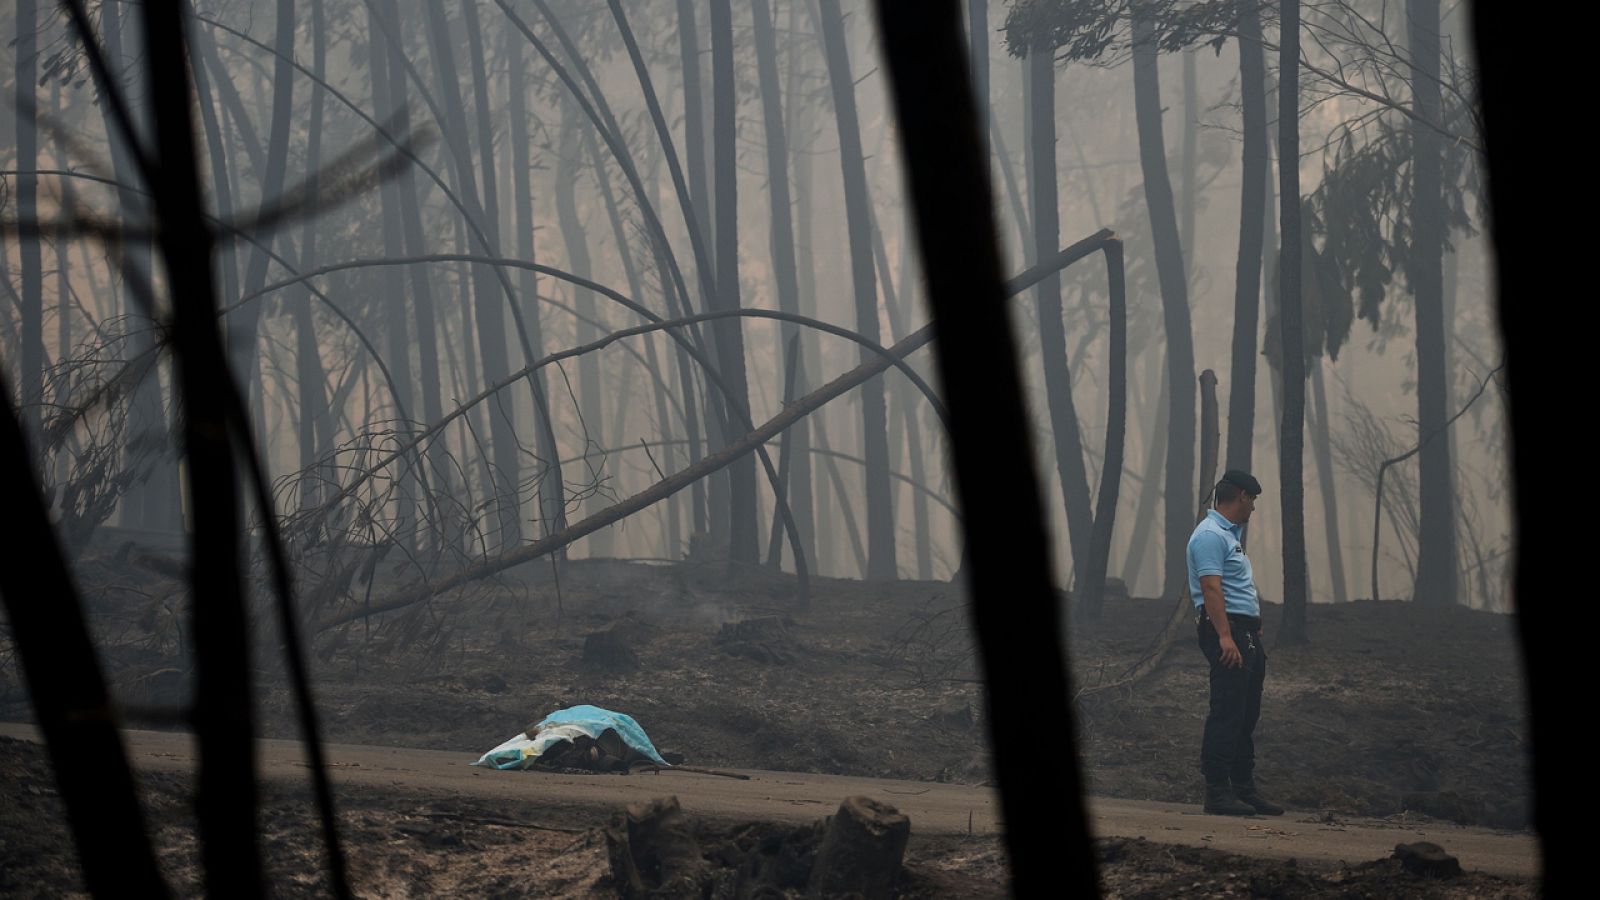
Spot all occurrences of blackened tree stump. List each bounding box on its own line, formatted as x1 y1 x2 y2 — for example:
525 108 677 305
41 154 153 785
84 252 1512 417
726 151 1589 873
606 796 705 898
582 625 640 673
807 796 910 899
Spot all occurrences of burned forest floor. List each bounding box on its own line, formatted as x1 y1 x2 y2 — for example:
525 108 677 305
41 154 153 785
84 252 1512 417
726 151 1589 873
1 548 1535 897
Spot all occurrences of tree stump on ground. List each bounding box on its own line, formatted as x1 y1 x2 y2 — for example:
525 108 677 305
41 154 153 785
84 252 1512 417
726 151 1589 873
605 796 705 898
807 796 910 899
715 615 800 665
1393 841 1462 878
582 626 640 673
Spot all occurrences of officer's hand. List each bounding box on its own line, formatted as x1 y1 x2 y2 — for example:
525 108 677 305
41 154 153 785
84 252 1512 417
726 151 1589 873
1218 636 1243 669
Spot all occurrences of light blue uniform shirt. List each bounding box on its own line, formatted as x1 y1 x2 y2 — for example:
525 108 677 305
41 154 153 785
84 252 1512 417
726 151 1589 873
1187 509 1260 617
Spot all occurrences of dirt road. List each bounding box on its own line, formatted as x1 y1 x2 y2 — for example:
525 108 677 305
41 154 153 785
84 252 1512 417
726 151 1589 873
0 723 1537 878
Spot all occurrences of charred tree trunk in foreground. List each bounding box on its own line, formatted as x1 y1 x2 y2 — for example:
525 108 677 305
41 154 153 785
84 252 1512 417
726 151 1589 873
1 377 169 897
870 0 1097 891
142 0 262 890
1474 3 1575 889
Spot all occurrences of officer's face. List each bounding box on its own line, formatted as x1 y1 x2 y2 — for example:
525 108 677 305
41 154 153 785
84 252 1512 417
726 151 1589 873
1221 490 1257 524
1238 492 1257 522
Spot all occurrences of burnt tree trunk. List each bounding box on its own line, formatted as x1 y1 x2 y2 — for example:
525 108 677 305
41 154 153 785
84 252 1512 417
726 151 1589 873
1407 0 1458 608
504 25 563 538
143 0 262 888
110 0 181 531
1077 240 1128 619
366 3 417 534
14 0 43 444
422 1 522 550
1278 0 1310 644
1310 361 1348 602
292 0 332 513
817 0 898 579
1132 14 1197 602
556 96 608 554
709 0 761 564
1226 1 1268 474
1025 44 1095 589
752 0 816 571
675 0 723 541
870 1 1098 891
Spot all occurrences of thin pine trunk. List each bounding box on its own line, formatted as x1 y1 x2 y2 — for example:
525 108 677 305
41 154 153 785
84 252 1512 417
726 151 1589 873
817 0 897 578
752 0 816 569
1278 0 1310 643
1026 46 1095 588
421 1 521 549
1132 17 1197 601
1310 360 1348 602
504 27 563 538
1226 0 1268 474
1408 0 1457 608
709 0 760 563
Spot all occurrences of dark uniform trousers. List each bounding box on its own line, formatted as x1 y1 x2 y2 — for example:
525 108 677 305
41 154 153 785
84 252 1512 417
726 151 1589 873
1197 612 1266 785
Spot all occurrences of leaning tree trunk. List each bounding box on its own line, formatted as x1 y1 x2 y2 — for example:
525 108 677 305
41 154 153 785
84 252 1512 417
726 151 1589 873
1132 14 1197 602
708 0 761 564
817 0 898 579
1278 0 1310 644
1025 44 1096 590
2 378 169 896
1226 0 1268 474
1407 0 1458 608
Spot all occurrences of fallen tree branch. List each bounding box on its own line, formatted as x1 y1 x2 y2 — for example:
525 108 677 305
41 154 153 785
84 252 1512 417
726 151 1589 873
631 764 750 781
312 231 1114 633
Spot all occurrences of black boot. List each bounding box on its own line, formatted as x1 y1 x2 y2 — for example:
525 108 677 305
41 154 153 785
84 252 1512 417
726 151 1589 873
1203 783 1257 816
1233 780 1284 816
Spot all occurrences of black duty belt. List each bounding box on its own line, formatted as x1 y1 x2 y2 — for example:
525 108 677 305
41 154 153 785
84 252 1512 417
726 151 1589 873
1199 610 1262 632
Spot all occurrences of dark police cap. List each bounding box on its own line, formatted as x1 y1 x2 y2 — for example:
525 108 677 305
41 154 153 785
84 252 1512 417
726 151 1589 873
1219 469 1262 496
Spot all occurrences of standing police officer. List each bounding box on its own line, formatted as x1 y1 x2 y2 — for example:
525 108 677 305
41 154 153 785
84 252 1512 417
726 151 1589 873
1188 469 1284 816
